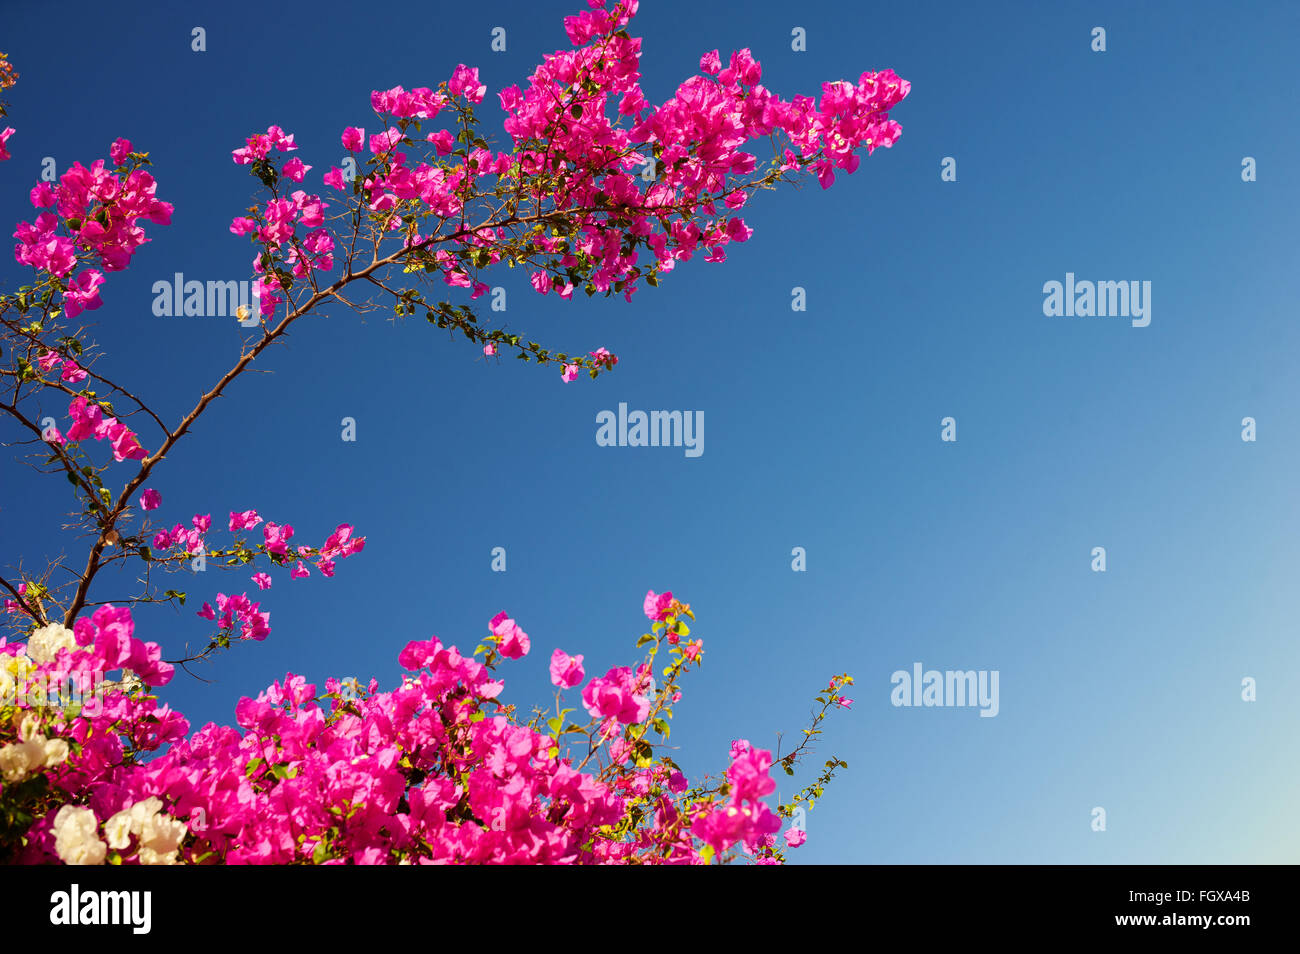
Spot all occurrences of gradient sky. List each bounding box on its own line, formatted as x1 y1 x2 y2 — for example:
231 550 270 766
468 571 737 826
2 0 1298 863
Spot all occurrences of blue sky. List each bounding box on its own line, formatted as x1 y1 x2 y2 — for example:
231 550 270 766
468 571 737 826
3 0 1299 863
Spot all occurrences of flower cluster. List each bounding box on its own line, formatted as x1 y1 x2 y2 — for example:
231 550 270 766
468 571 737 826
211 0 905 379
12 137 171 322
0 595 843 865
137 507 367 645
59 395 147 461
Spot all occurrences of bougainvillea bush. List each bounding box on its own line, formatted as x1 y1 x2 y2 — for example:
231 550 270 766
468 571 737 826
0 1 903 864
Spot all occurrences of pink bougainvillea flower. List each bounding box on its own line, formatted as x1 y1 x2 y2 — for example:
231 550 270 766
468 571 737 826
139 489 161 511
0 127 14 161
229 509 262 531
263 521 294 555
425 129 454 154
549 649 585 688
643 590 673 622
107 422 147 462
368 129 403 154
108 137 132 165
63 270 105 319
282 157 311 182
784 828 807 847
490 611 530 659
341 126 365 151
560 364 580 383
581 667 650 725
447 64 486 103
60 358 88 383
251 572 272 591
319 524 364 559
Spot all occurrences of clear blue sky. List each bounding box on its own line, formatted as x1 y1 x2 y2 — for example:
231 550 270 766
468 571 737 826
3 0 1299 863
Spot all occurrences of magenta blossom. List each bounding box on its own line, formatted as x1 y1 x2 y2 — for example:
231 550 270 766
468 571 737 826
229 509 262 532
549 649 585 688
448 64 486 103
490 611 530 659
643 589 674 621
581 667 650 725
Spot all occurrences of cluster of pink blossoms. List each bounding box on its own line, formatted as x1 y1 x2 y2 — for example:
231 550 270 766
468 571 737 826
214 0 904 385
34 349 87 383
228 124 334 312
196 593 271 643
493 0 910 300
47 395 147 462
151 513 210 555
141 505 367 643
690 739 781 857
12 137 172 317
582 666 651 724
1 593 810 865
